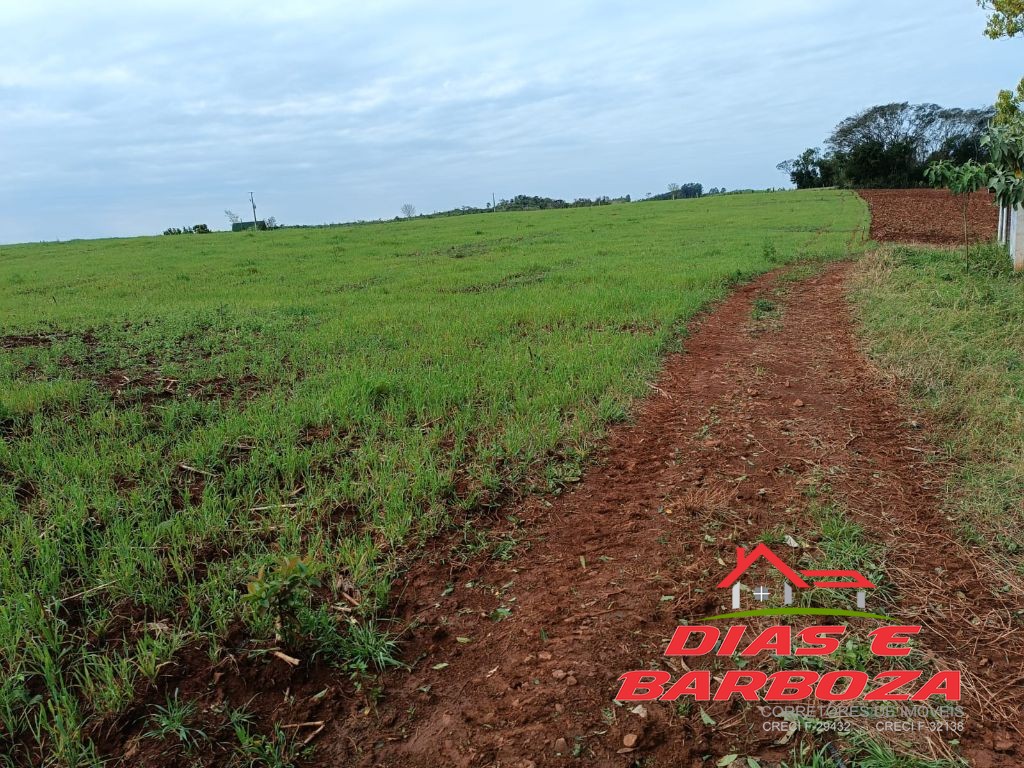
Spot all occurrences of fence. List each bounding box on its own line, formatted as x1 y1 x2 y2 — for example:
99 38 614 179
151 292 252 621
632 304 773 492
999 205 1024 272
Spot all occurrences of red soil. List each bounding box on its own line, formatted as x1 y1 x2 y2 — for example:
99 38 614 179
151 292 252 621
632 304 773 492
857 188 998 246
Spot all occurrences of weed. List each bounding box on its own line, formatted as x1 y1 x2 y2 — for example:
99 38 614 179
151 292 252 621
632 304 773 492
846 729 966 767
143 689 206 752
799 502 888 610
343 620 402 675
231 713 304 768
243 556 319 648
780 744 834 768
751 297 777 320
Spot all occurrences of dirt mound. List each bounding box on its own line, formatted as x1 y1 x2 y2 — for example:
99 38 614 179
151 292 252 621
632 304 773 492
857 188 998 245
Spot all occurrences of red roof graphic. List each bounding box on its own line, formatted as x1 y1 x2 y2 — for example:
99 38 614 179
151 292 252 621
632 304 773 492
717 544 876 591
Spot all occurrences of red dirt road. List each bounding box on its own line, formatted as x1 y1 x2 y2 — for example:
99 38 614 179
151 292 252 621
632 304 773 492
305 262 1024 767
857 188 998 245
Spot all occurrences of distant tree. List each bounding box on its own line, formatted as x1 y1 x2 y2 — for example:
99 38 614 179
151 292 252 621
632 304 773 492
193 224 211 234
680 182 703 198
777 148 833 188
265 216 278 229
830 103 991 185
979 0 1024 37
225 210 241 225
401 203 416 218
778 103 993 188
667 182 680 199
640 183 704 202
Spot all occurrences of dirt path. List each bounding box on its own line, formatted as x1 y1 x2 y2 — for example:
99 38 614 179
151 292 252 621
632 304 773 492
313 262 1024 767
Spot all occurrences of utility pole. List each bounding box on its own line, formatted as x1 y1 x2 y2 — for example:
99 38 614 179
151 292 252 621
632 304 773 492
492 192 496 210
249 192 258 231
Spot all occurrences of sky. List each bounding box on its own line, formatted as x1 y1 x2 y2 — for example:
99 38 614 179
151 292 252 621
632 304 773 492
0 0 1019 243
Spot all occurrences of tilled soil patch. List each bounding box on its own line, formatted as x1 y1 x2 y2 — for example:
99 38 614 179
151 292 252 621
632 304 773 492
857 188 998 245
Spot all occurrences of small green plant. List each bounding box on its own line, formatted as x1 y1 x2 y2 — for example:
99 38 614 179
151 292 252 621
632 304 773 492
752 297 777 320
230 710 303 768
924 159 993 271
847 728 966 767
243 556 320 648
344 620 401 675
780 744 833 768
491 534 520 561
143 689 206 752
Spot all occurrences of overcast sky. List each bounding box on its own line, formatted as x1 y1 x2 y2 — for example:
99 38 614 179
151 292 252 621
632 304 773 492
0 0 1018 243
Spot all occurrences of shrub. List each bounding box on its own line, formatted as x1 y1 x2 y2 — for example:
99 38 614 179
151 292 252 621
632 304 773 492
243 556 320 648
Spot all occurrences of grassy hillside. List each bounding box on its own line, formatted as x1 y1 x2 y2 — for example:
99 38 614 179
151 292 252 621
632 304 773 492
853 244 1024 577
0 191 867 764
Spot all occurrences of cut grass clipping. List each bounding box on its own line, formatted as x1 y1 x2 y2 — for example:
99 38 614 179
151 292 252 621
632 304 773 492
852 244 1024 578
0 190 867 763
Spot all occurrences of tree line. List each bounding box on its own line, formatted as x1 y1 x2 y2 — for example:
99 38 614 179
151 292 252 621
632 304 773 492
777 102 994 189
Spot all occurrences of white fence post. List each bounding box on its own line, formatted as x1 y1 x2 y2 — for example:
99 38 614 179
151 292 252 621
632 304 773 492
1012 205 1024 273
999 205 1006 244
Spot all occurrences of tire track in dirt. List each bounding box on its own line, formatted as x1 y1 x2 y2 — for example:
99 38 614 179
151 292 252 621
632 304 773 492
315 261 1023 767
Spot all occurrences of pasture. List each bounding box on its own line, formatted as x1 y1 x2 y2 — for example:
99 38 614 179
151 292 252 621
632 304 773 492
0 191 867 764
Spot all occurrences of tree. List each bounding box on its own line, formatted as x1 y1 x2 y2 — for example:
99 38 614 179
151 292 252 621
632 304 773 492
680 182 703 198
225 209 241 225
400 203 416 218
776 148 839 189
979 0 1024 37
778 103 992 188
984 122 1024 205
667 183 680 199
265 216 278 229
925 160 994 271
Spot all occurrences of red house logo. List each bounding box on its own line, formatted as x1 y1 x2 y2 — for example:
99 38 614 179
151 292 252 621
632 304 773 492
717 544 876 610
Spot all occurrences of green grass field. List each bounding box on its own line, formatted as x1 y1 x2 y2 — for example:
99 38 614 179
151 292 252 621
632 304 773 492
0 190 867 764
853 244 1024 577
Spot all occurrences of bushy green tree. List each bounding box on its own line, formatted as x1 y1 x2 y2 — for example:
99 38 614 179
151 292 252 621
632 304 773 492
983 123 1024 208
776 148 842 189
778 103 992 189
979 0 1024 37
